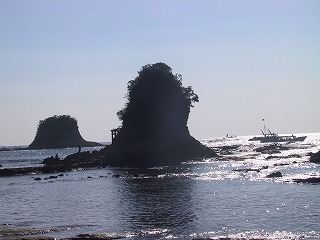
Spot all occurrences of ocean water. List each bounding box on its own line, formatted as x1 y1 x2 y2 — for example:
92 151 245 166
0 134 320 239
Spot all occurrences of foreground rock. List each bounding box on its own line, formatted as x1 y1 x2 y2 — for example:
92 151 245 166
0 165 73 177
2 236 268 240
309 150 320 163
266 171 282 178
0 150 105 177
255 144 289 154
29 115 101 149
293 177 320 184
193 238 267 240
61 233 125 240
0 227 270 240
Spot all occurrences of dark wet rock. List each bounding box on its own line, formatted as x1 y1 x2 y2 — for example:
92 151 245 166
2 236 55 240
273 163 290 167
34 177 41 181
41 165 74 173
59 151 105 170
61 233 125 240
266 154 301 160
41 150 105 172
221 145 241 151
219 145 241 155
42 156 62 165
0 167 39 177
64 151 100 163
294 177 320 184
233 168 260 173
0 164 2 168
112 174 121 178
0 152 105 176
266 171 282 178
309 150 320 163
193 238 267 240
29 115 101 150
218 155 246 161
0 225 56 239
48 175 58 179
266 155 278 160
255 144 289 154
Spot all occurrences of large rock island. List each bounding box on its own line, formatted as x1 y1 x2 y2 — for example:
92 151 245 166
29 115 101 149
100 62 217 167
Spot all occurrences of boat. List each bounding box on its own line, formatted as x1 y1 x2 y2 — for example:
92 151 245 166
225 134 237 139
259 131 307 143
249 121 307 143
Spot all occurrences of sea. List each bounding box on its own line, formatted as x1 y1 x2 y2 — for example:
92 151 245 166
0 133 320 240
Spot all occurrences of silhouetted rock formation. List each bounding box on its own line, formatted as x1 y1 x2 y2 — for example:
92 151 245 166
309 150 320 163
29 115 101 149
102 63 217 167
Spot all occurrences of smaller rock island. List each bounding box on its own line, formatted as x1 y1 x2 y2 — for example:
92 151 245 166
28 115 101 149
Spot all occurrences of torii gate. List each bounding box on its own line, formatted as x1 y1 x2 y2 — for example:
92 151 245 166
111 127 121 144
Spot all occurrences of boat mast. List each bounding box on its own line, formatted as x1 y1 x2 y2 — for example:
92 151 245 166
261 119 267 136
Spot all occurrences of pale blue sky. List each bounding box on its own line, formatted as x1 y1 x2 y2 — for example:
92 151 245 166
0 0 319 146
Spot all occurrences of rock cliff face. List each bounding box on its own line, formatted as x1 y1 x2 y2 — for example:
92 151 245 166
102 63 217 167
29 115 101 149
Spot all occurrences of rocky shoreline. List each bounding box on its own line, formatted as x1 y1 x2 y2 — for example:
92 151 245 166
0 146 214 177
0 150 105 177
1 144 319 184
0 227 280 240
0 235 271 240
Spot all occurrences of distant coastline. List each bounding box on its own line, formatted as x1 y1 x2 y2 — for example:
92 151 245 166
0 142 110 152
0 146 29 151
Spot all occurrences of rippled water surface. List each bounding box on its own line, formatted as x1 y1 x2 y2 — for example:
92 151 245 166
1 134 320 239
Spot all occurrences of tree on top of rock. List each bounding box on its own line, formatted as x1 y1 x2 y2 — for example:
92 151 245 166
116 62 199 139
37 115 78 134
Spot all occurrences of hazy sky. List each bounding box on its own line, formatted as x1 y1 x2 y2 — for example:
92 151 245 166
1 0 319 146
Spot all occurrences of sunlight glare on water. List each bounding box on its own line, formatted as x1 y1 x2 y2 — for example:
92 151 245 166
0 133 319 239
